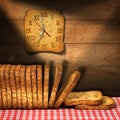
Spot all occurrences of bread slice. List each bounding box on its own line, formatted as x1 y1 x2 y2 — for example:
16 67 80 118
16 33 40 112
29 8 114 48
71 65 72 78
49 64 63 108
75 96 116 110
63 91 103 106
20 65 27 109
15 65 22 108
0 65 7 109
37 65 42 108
5 64 12 109
31 65 37 109
10 65 17 109
0 64 2 109
54 71 81 108
43 65 50 109
26 65 32 109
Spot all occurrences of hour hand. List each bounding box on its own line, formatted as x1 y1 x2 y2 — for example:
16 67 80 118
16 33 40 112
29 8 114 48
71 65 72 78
40 16 51 38
39 30 44 42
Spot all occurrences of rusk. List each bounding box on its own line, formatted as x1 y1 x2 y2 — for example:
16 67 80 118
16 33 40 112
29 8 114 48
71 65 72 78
5 64 12 109
43 65 49 109
49 64 63 108
63 91 103 106
15 65 22 108
31 65 37 108
10 65 17 108
20 65 27 109
26 65 32 109
54 71 81 108
75 96 116 110
37 65 42 108
0 65 7 109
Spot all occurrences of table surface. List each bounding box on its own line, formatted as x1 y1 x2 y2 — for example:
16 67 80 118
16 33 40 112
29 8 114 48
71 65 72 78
0 97 120 120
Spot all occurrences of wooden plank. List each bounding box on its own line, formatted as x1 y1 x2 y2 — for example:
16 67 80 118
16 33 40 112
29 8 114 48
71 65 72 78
0 44 119 66
65 20 120 43
0 45 64 64
1 0 120 20
65 44 120 66
0 20 120 44
58 65 120 96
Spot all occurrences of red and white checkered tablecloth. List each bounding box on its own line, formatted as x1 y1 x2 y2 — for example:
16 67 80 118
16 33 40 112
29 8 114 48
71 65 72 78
0 97 120 120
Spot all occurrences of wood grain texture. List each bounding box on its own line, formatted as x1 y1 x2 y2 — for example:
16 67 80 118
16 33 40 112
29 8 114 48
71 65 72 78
0 20 120 44
65 44 120 66
60 65 120 93
1 0 120 20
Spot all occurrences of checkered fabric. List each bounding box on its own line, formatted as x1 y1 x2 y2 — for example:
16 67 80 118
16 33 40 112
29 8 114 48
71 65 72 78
0 97 120 120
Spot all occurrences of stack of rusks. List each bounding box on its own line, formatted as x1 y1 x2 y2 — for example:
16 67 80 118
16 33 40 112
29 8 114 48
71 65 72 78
0 64 116 109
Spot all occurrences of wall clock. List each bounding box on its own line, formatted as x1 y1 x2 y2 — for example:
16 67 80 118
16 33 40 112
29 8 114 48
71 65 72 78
24 9 65 53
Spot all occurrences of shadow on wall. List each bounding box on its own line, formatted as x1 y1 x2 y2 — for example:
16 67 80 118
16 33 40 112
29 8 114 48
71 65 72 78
0 7 46 65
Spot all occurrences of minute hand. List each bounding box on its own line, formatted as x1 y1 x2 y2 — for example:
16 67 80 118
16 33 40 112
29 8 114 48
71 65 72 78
34 20 51 37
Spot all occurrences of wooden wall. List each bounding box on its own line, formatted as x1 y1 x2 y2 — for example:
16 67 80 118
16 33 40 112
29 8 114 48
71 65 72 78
0 0 120 96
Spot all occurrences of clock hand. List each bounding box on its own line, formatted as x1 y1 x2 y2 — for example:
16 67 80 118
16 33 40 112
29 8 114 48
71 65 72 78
40 16 51 37
34 19 51 38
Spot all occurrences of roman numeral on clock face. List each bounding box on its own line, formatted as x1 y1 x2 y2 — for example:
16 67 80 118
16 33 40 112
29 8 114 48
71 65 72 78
26 28 31 33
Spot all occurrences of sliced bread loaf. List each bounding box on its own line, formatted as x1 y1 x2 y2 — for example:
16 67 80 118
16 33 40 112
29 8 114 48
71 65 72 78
75 96 116 110
63 90 103 106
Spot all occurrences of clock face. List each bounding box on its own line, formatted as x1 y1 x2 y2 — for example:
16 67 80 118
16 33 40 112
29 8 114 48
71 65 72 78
24 9 65 53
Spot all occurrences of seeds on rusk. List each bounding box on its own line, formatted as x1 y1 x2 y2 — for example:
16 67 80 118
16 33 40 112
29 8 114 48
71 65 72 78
26 65 32 109
43 65 50 109
20 65 27 109
5 64 12 109
31 65 37 109
75 96 116 110
49 64 63 108
0 65 7 109
15 65 22 108
54 71 81 108
63 91 103 106
0 64 3 109
10 65 17 108
37 65 42 108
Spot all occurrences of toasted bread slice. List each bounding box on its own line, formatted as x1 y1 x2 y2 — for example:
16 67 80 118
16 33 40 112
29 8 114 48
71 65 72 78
20 65 27 109
0 65 7 109
49 64 63 108
43 65 50 109
26 65 32 109
31 65 37 109
75 96 116 110
10 65 17 109
0 64 2 109
5 64 12 109
15 65 22 108
63 91 103 106
37 65 42 108
54 71 81 108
